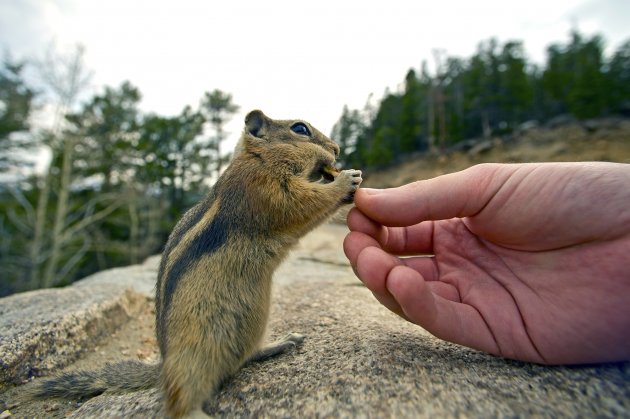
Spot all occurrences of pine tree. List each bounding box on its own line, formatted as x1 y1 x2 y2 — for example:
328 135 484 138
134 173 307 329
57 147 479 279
0 57 36 174
199 90 239 177
608 40 630 114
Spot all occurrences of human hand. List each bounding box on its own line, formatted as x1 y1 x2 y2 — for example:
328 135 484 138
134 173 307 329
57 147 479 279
344 162 630 364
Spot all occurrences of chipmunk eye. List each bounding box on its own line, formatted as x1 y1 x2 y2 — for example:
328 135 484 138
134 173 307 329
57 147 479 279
290 122 311 136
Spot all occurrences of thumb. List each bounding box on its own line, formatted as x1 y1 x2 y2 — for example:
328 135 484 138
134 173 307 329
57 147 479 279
355 164 514 227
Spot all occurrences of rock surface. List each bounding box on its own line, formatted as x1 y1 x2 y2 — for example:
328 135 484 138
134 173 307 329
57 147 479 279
1 223 629 418
0 283 148 385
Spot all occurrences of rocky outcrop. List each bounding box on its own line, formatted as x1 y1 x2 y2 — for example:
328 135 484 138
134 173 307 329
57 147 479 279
0 282 149 385
1 224 629 417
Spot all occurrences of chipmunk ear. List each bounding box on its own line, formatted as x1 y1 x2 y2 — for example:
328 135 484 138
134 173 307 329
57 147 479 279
245 110 269 137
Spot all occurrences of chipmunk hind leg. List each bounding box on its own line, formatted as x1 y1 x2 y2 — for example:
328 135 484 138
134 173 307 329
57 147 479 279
182 408 212 419
162 352 231 419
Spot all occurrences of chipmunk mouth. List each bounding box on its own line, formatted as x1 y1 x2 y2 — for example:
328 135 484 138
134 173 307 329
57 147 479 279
309 161 339 184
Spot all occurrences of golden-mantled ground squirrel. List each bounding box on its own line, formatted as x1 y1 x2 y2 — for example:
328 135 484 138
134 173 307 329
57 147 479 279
29 110 363 417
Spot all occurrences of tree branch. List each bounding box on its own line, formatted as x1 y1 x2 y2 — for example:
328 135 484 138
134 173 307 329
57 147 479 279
61 197 126 243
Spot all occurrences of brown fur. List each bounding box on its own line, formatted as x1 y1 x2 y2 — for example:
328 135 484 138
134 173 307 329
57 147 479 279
28 110 362 418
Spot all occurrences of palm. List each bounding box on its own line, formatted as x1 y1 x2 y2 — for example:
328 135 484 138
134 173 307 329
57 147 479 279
429 218 572 364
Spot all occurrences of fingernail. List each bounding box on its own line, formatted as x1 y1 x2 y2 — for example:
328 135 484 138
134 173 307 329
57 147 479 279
361 188 383 195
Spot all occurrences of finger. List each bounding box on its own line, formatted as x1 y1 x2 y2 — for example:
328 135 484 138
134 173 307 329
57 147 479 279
348 208 435 255
386 265 500 356
344 231 453 299
343 231 382 267
400 256 439 282
355 246 399 296
395 251 463 301
425 281 461 302
370 290 407 320
382 223 435 255
354 246 408 319
353 247 461 301
355 164 515 227
347 207 384 238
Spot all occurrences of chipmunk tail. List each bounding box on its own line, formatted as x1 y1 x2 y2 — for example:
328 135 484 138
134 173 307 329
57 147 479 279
25 360 160 400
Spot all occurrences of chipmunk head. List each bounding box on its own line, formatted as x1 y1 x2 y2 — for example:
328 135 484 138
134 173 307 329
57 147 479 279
236 110 341 183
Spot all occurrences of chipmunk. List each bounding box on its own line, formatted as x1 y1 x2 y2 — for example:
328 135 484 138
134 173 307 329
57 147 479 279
28 110 363 418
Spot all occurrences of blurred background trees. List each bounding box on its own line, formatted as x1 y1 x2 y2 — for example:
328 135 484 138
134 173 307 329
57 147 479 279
0 57 35 173
335 31 630 169
0 45 238 296
200 89 239 177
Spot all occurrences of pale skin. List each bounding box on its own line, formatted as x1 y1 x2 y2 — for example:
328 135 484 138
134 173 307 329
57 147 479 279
343 162 630 365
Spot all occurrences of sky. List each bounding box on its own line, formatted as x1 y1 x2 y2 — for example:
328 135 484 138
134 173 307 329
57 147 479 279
2 0 630 151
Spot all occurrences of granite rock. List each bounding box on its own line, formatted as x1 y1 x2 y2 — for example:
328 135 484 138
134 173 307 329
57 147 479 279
0 285 147 385
1 224 629 417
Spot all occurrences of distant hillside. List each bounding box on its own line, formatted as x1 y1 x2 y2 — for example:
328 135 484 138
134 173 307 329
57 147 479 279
361 117 630 189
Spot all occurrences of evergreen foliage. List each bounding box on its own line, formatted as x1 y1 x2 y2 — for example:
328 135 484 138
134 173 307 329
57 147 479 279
0 56 36 173
0 53 239 295
333 32 630 169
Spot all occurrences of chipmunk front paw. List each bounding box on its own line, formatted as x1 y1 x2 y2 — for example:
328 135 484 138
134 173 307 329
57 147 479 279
337 169 363 204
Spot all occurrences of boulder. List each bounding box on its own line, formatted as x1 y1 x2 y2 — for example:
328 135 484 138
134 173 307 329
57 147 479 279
0 285 147 385
1 224 629 417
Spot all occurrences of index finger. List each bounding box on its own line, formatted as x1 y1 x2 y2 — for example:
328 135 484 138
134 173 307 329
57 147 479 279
346 207 435 255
